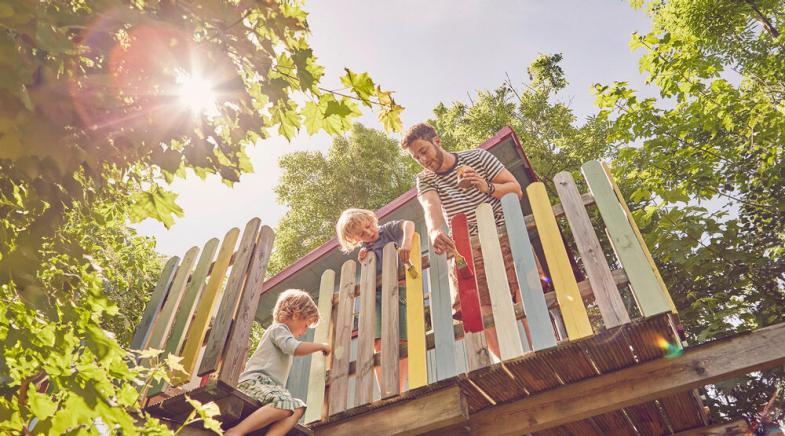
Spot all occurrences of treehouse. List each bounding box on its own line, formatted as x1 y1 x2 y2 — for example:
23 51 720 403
136 127 785 435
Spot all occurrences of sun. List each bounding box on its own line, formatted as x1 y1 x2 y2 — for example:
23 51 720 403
175 70 218 118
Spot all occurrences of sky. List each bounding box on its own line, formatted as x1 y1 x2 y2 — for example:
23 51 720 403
132 0 656 257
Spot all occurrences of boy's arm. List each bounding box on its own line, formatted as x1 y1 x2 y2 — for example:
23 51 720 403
294 341 330 356
398 220 415 264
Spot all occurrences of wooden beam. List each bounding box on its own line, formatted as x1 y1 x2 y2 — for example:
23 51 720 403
672 420 748 435
463 322 785 435
314 386 468 436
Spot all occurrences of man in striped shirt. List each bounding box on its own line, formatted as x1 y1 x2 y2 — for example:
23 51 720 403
401 123 524 358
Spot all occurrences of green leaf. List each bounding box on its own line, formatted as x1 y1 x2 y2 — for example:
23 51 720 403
28 388 57 419
341 69 375 106
128 185 184 229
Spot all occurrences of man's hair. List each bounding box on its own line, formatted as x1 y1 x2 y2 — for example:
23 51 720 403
273 289 320 326
400 123 438 149
335 208 378 253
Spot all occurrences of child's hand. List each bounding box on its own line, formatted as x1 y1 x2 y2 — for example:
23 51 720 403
321 343 331 355
398 241 412 265
358 247 369 262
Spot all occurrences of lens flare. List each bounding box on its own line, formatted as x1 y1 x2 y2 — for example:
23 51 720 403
655 335 683 359
176 70 218 118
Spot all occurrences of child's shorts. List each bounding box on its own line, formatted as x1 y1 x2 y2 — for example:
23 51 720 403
237 373 306 412
374 284 407 340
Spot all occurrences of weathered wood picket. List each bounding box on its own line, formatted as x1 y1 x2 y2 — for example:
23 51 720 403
304 160 678 423
131 217 275 409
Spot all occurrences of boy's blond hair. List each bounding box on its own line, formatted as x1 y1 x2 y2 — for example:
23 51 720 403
273 289 320 326
335 208 377 253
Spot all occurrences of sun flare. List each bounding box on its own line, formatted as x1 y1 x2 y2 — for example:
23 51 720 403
175 71 218 118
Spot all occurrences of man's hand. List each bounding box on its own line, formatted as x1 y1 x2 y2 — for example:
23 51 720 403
429 228 456 256
460 167 491 193
358 247 369 262
321 343 331 355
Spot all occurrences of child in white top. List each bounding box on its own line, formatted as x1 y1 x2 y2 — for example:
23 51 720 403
225 289 330 436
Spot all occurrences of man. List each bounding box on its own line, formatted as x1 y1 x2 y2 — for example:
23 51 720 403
400 122 525 358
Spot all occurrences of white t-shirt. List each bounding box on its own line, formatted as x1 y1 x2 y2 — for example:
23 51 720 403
238 323 301 386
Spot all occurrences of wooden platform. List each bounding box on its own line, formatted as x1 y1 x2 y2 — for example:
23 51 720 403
145 379 312 435
311 314 708 436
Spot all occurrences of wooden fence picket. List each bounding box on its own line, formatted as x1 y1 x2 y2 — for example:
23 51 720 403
601 161 677 313
405 232 428 390
146 246 200 351
527 182 593 340
177 227 239 384
428 246 457 381
476 203 525 361
304 269 336 423
501 193 557 351
355 254 376 406
581 160 671 317
219 225 275 385
380 242 400 399
130 256 179 351
328 260 356 415
199 218 261 376
553 172 630 328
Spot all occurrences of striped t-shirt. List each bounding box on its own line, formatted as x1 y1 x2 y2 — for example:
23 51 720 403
416 148 506 235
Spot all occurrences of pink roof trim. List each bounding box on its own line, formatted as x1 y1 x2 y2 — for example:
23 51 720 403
263 126 521 291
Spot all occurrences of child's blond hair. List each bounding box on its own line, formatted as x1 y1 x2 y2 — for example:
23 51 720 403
335 208 378 253
273 289 320 326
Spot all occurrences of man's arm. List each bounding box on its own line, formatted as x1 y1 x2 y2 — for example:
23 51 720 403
418 190 455 255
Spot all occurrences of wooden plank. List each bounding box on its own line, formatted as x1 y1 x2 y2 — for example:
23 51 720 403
164 239 219 358
523 192 596 231
553 172 630 328
328 260 356 415
316 386 468 436
601 161 678 313
476 203 524 361
527 182 593 340
219 225 275 385
149 240 219 395
672 420 748 436
464 321 785 436
451 213 491 372
146 247 200 351
582 161 671 317
199 218 261 376
429 248 458 381
355 253 376 407
178 228 239 383
304 270 336 423
404 232 427 390
380 242 400 399
501 193 557 351
131 256 180 350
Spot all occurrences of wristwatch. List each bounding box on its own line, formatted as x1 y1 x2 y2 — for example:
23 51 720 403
487 180 495 195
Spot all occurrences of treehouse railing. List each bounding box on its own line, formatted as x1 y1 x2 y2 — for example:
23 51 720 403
303 160 677 424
